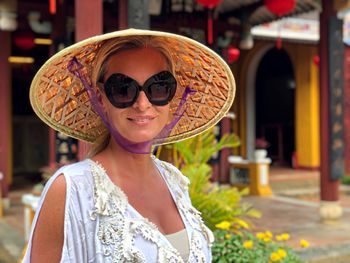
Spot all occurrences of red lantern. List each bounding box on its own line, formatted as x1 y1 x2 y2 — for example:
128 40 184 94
14 31 36 50
264 0 295 16
197 0 222 45
197 0 221 9
313 55 320 66
50 0 57 14
227 47 240 63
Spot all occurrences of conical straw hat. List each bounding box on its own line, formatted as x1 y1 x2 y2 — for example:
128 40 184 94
30 29 236 144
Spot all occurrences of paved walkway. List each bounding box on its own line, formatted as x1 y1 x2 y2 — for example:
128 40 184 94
1 167 350 262
245 195 350 262
0 186 28 263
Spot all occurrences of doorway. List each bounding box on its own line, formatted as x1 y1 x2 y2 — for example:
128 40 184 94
255 48 295 166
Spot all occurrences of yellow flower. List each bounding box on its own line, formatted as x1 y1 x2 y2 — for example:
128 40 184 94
300 239 310 248
265 231 273 239
276 235 283 241
281 233 290 241
237 219 249 229
215 221 231 230
225 234 231 239
243 240 254 249
270 252 282 262
256 232 265 239
263 237 271 243
277 249 287 258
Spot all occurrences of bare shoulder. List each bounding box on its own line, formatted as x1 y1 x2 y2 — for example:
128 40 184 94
30 174 66 263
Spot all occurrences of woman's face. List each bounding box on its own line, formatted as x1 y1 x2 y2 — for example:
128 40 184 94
102 47 171 143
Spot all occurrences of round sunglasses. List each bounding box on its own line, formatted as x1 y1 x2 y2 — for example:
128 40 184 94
100 71 177 108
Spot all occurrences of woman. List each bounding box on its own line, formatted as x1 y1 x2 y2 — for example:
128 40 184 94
23 29 235 262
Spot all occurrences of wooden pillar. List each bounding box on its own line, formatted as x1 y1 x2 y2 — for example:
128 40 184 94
118 0 128 29
0 31 12 198
75 0 103 41
344 47 350 175
294 45 320 169
319 0 343 221
75 0 103 160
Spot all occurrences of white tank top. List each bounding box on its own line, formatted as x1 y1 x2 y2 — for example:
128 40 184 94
165 228 190 261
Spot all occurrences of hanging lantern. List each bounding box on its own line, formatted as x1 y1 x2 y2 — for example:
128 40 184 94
13 31 35 50
313 55 320 66
197 0 221 8
49 0 57 14
197 0 222 45
227 47 240 63
264 0 295 16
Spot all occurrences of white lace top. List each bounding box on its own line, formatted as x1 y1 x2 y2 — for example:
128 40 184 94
23 157 214 262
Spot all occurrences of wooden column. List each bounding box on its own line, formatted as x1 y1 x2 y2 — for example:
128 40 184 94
75 0 103 41
118 0 128 29
294 45 320 169
75 0 103 160
319 0 343 221
0 31 12 198
344 47 350 175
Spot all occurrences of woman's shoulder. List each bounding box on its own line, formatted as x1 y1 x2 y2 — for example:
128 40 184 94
54 159 92 176
43 159 95 201
49 159 93 184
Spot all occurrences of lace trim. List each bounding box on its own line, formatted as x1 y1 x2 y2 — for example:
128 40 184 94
155 159 214 247
89 158 211 262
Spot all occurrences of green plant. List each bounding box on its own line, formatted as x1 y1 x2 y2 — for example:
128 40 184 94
158 128 260 230
341 175 350 185
212 229 304 263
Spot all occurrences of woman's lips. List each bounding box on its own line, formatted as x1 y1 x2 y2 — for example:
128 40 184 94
127 115 156 124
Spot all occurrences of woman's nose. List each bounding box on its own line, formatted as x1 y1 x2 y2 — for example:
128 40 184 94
133 91 151 111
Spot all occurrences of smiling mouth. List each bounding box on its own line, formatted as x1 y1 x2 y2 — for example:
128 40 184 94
127 116 156 124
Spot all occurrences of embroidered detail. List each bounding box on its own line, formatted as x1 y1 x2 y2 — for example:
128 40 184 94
89 158 211 262
188 232 207 263
152 156 190 192
155 159 214 249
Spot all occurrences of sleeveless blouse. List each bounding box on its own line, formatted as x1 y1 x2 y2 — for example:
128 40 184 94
23 157 214 262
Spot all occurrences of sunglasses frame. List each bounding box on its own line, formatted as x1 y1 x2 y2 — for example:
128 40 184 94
99 71 177 109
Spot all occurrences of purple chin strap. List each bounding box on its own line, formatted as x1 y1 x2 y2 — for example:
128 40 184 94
67 57 195 154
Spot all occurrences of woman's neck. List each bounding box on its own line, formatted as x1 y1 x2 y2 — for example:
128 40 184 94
93 139 156 182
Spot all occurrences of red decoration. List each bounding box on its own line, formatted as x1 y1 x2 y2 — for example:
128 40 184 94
313 55 320 66
276 37 282 49
197 0 222 45
50 0 57 14
14 31 35 50
264 0 295 16
227 47 240 63
197 0 221 9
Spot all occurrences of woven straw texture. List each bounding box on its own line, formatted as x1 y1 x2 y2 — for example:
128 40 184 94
30 29 236 145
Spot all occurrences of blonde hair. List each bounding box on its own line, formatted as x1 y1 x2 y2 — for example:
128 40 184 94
87 36 175 158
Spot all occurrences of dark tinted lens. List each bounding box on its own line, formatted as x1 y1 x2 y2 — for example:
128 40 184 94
112 82 137 103
104 74 138 107
145 71 177 105
148 83 171 101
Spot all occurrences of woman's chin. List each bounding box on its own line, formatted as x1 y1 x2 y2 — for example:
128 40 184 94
122 132 158 144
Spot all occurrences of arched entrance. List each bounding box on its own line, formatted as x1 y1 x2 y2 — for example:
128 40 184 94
255 48 295 166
